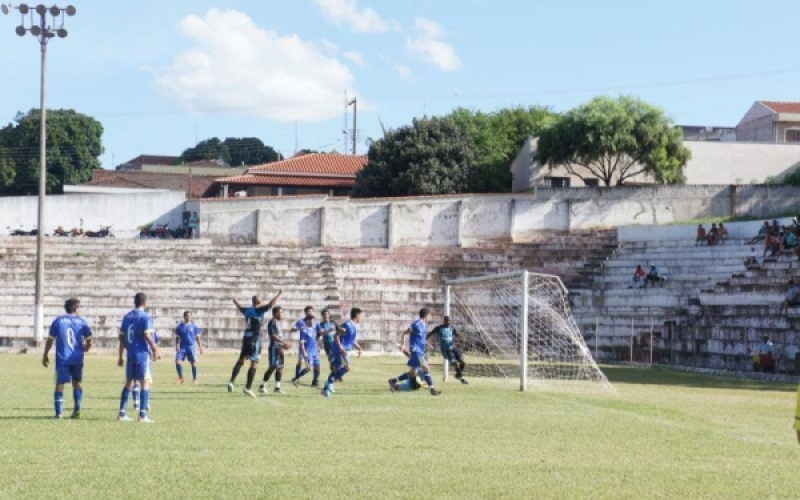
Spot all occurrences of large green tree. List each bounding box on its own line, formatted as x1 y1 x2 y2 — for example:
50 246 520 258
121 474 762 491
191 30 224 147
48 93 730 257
354 116 478 197
535 96 690 186
445 106 555 192
180 137 282 166
0 109 104 195
179 137 231 165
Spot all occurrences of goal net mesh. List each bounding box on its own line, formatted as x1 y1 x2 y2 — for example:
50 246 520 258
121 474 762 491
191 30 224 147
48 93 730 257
446 272 612 391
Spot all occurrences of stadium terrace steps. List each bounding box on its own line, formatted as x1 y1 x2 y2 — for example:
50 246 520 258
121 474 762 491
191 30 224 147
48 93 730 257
0 230 619 351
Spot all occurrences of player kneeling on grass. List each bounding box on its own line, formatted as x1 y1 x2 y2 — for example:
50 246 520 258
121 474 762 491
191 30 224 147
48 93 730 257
322 308 363 398
292 311 322 387
117 292 161 423
428 315 468 385
175 311 203 384
42 298 93 419
389 308 441 396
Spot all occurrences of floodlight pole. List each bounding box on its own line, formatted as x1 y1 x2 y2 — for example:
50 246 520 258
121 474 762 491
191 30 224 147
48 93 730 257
3 3 76 345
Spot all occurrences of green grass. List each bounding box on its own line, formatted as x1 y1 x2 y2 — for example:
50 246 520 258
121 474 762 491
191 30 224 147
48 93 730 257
1 354 800 499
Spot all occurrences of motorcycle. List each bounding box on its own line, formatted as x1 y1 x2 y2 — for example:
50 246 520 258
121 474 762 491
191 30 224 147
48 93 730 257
169 224 189 239
85 225 114 238
7 226 38 237
53 226 70 237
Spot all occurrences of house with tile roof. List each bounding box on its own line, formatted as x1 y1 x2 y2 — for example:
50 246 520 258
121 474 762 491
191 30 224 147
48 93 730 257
205 153 368 198
736 101 800 143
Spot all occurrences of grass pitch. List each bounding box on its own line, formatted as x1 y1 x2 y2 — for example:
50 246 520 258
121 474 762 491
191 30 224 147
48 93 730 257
1 353 799 500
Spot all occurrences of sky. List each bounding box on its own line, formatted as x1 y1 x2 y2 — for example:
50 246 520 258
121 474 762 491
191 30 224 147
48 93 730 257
2 0 800 169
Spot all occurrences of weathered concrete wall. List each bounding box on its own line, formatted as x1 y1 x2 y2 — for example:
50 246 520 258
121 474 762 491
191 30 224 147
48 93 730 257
460 199 512 245
324 204 388 247
392 200 460 247
512 199 569 238
0 191 186 238
257 207 322 247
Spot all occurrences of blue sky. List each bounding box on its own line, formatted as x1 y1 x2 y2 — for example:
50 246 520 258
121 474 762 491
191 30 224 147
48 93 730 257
2 0 800 168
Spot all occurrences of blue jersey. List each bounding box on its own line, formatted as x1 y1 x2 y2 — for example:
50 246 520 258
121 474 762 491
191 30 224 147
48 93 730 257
299 324 318 357
120 309 154 364
176 322 200 347
317 320 337 348
409 319 427 354
334 320 358 354
48 314 92 365
241 305 270 340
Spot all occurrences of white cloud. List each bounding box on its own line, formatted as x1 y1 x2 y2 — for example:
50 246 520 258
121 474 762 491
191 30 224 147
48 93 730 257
405 18 461 72
155 9 356 122
395 65 413 80
313 0 395 33
321 38 339 54
344 51 366 67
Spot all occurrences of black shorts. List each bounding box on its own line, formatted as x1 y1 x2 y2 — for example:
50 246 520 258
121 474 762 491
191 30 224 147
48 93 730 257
239 338 261 362
442 346 463 364
269 344 285 369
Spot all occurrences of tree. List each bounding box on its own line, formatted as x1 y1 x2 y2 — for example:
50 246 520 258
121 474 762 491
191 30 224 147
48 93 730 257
354 116 478 197
179 137 231 165
445 106 555 192
535 96 690 186
223 137 282 166
0 109 104 195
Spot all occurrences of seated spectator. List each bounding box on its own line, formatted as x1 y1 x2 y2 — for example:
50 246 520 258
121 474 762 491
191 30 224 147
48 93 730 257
629 264 647 289
707 223 719 246
644 264 664 288
753 335 776 373
784 229 798 252
772 219 781 236
749 221 769 245
717 223 728 245
780 278 800 315
764 232 780 258
696 224 707 246
758 335 774 355
744 247 759 268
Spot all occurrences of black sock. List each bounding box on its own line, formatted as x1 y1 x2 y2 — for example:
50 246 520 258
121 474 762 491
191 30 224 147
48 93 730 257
276 370 282 383
262 367 275 384
398 373 410 382
312 368 320 384
246 367 256 390
230 361 244 383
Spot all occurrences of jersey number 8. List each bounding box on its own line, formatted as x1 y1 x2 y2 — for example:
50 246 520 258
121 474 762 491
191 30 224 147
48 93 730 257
66 327 76 349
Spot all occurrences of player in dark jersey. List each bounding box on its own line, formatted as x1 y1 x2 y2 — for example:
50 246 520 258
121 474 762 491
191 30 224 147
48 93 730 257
227 290 282 398
428 315 468 384
42 298 93 419
316 308 338 371
259 306 289 394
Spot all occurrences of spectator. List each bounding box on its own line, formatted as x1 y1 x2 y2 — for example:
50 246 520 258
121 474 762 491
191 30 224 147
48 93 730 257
753 335 776 373
718 223 728 245
784 228 798 252
744 247 759 268
707 223 719 246
644 264 664 288
764 231 780 258
772 219 781 236
188 212 200 239
629 264 647 289
779 278 800 315
758 335 774 355
696 224 707 246
749 221 769 245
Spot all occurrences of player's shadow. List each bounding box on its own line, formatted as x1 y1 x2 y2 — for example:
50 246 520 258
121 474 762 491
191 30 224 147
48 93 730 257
603 365 798 392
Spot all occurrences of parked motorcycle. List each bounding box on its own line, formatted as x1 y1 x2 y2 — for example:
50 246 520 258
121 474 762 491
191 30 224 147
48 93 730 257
7 226 38 237
85 225 114 238
169 224 189 239
53 226 70 237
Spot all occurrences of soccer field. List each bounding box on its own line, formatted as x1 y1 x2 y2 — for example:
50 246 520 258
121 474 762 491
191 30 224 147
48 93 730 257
1 353 799 500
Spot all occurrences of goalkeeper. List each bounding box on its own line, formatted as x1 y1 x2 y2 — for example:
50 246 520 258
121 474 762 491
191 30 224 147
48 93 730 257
428 315 469 385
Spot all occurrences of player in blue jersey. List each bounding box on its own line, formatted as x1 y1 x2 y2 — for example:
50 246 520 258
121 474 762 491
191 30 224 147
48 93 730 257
175 311 203 384
260 306 290 394
291 306 315 384
228 290 282 398
388 308 441 396
292 311 322 387
316 308 338 371
321 307 363 398
117 292 161 423
428 315 468 384
42 298 93 419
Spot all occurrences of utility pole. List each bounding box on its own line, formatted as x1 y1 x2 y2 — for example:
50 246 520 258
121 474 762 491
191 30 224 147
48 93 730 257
3 3 76 345
347 97 357 155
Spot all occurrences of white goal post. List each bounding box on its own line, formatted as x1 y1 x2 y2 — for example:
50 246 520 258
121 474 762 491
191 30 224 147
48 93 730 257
443 270 611 392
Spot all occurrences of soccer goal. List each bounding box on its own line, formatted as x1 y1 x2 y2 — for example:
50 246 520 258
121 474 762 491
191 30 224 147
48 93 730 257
444 271 612 392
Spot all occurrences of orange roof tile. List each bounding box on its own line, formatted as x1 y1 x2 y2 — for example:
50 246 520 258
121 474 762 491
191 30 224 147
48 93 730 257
247 153 367 176
759 101 800 114
216 174 356 188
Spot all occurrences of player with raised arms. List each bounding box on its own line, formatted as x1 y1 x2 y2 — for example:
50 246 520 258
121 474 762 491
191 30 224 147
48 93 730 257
428 315 469 384
227 290 282 398
175 310 203 385
42 298 93 419
292 311 321 387
117 292 161 423
259 306 291 394
388 308 441 396
321 307 363 398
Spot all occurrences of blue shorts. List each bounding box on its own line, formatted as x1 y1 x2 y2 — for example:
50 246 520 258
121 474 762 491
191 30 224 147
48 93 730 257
305 353 321 368
126 358 151 382
176 346 198 363
407 351 428 370
269 345 285 369
331 352 350 371
55 363 83 385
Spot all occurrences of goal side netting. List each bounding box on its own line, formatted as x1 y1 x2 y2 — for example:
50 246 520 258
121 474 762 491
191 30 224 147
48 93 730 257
444 271 613 392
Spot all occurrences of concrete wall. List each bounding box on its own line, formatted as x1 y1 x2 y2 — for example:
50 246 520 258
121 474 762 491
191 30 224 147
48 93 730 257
324 204 389 247
0 191 186 238
618 217 795 242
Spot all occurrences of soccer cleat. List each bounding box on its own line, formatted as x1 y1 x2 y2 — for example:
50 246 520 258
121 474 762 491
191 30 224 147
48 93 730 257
460 378 469 385
321 388 330 398
193 380 198 385
117 414 133 422
137 416 156 424
244 388 257 398
388 379 398 392
258 385 268 394
329 385 336 393
310 381 320 388
274 388 285 394
177 378 184 384
70 412 80 420
291 378 299 388
227 382 234 393
430 388 442 396
53 414 63 420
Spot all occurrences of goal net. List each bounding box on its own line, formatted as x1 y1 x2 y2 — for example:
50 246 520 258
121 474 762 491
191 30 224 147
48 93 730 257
444 271 612 392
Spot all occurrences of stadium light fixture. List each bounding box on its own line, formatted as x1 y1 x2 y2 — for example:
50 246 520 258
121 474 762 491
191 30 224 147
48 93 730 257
2 4 76 345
